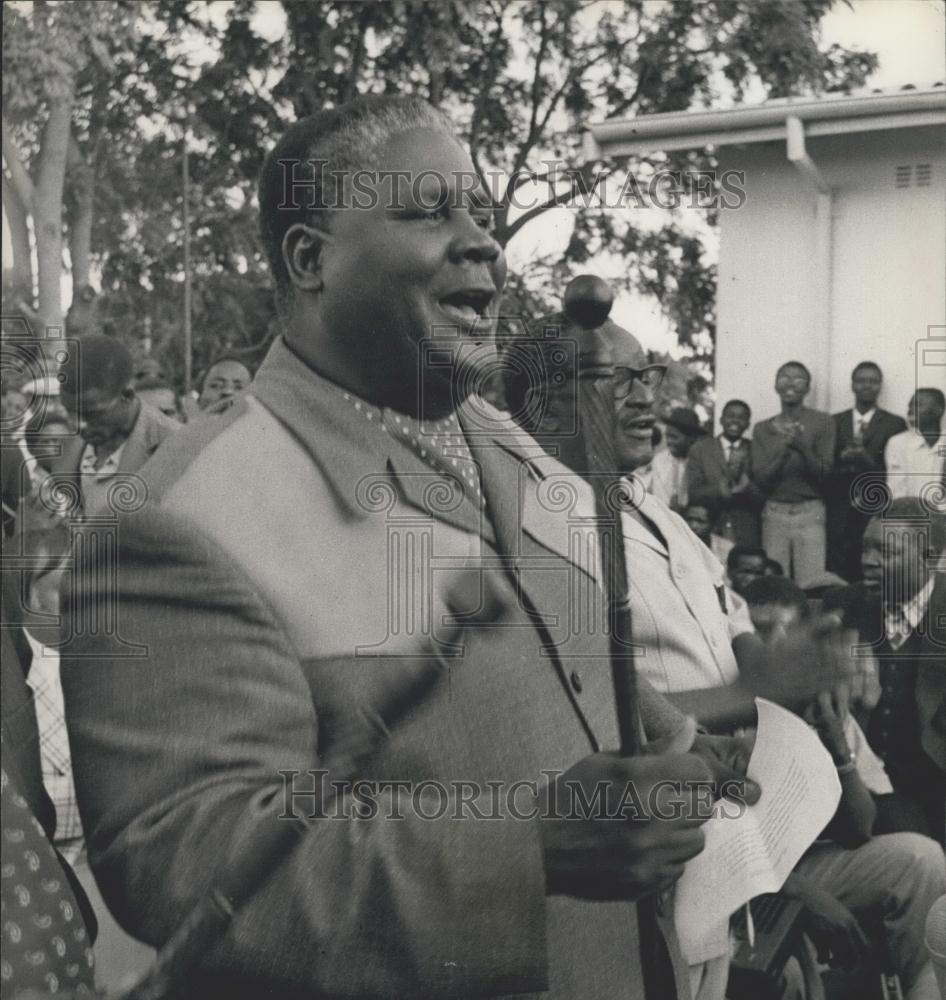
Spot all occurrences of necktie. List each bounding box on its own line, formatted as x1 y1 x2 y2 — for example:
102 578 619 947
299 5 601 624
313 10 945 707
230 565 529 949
1 764 95 997
341 391 483 509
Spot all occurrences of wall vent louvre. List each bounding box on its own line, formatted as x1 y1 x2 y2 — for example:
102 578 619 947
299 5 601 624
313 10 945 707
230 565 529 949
916 163 932 186
894 165 912 188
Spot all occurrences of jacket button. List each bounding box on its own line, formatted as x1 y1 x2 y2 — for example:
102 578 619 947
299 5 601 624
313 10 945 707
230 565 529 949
570 671 583 694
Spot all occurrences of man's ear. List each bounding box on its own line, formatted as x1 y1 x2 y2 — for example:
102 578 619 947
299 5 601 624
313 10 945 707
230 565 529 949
282 222 332 294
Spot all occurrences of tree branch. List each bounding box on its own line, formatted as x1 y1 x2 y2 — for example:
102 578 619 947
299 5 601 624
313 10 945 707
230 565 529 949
501 175 586 244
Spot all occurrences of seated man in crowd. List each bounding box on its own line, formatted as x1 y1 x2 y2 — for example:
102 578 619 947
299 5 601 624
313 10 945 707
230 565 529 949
52 335 179 517
885 388 945 501
827 361 906 582
751 362 835 587
196 356 253 410
744 576 944 1000
683 500 734 565
507 300 853 1000
726 544 769 597
686 398 763 547
823 497 945 844
648 406 705 512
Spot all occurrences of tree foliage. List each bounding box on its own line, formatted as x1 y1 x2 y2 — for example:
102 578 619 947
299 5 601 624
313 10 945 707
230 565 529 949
2 0 878 388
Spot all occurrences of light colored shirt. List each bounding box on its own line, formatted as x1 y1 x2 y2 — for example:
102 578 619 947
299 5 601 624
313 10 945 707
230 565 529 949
885 576 936 651
852 408 875 444
649 448 688 508
79 439 127 516
885 428 945 500
621 484 753 695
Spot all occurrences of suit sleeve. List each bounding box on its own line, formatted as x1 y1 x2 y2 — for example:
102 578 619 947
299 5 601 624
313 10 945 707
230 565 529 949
61 506 548 998
685 443 718 507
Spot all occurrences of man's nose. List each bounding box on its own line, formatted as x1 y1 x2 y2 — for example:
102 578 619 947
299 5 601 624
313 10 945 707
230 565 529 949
449 212 503 266
624 376 656 409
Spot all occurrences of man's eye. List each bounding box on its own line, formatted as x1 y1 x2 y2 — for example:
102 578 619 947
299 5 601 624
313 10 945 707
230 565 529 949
473 211 495 231
419 205 449 222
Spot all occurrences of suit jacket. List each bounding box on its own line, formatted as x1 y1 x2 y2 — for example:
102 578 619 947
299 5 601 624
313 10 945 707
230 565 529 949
62 338 696 1000
826 409 907 578
685 436 763 547
49 399 178 513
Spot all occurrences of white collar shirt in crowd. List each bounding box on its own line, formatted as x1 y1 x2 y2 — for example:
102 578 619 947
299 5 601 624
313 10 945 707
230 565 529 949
885 576 936 651
853 408 876 436
884 428 946 499
78 439 127 515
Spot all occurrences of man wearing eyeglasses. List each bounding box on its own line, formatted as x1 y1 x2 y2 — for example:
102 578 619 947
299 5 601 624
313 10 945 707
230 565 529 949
54 336 179 517
750 361 836 588
509 318 853 1000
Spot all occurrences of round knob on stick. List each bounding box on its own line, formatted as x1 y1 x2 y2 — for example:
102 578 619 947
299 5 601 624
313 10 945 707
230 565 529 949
563 275 614 330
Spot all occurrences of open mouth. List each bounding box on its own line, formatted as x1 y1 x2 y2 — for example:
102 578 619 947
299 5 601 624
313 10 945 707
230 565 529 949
438 289 493 325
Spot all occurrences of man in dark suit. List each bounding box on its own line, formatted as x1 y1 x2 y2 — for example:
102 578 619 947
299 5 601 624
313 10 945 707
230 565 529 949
827 361 907 581
51 335 178 517
824 497 945 845
686 398 763 547
60 97 761 1000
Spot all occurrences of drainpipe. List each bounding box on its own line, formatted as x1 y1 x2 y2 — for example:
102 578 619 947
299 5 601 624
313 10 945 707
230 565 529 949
786 115 832 410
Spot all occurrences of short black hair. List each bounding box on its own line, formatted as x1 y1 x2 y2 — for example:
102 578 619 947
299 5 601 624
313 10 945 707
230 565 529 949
765 558 785 576
722 398 751 418
776 360 811 381
742 576 810 619
915 387 946 413
258 96 453 309
851 360 882 379
727 545 767 571
59 335 133 399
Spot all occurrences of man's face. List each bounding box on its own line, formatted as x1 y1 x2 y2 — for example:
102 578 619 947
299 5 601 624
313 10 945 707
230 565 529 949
664 424 693 459
62 385 135 446
720 404 750 442
861 518 929 604
316 127 505 410
612 341 657 474
775 364 810 406
684 505 712 543
199 361 251 409
851 367 881 408
730 554 767 595
907 391 944 431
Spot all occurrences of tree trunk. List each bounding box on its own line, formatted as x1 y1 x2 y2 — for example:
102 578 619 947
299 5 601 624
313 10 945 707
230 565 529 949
1 171 34 308
32 93 74 335
67 143 95 294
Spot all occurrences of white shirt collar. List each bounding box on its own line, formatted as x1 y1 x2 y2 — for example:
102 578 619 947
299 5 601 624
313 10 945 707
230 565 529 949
885 576 936 650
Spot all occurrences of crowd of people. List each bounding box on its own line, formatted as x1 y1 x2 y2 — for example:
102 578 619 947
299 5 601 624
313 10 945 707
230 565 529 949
1 94 943 1000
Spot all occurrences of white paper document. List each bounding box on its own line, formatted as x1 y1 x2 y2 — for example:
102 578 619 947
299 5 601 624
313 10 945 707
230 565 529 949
674 698 842 963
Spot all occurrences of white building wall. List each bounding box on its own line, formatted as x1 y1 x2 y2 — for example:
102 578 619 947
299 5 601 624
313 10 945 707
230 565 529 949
715 124 945 433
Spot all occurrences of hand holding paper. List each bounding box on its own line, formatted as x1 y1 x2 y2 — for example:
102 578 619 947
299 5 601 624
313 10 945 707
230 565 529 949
674 698 841 963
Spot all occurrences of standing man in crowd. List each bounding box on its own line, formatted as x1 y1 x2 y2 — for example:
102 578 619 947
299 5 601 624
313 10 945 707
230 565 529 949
686 398 763 548
827 362 907 581
197 356 253 410
649 406 705 512
53 335 179 517
885 388 946 500
751 361 835 586
62 96 752 1000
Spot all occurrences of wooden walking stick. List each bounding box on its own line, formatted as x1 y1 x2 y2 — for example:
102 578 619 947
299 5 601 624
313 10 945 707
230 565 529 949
562 274 673 1000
